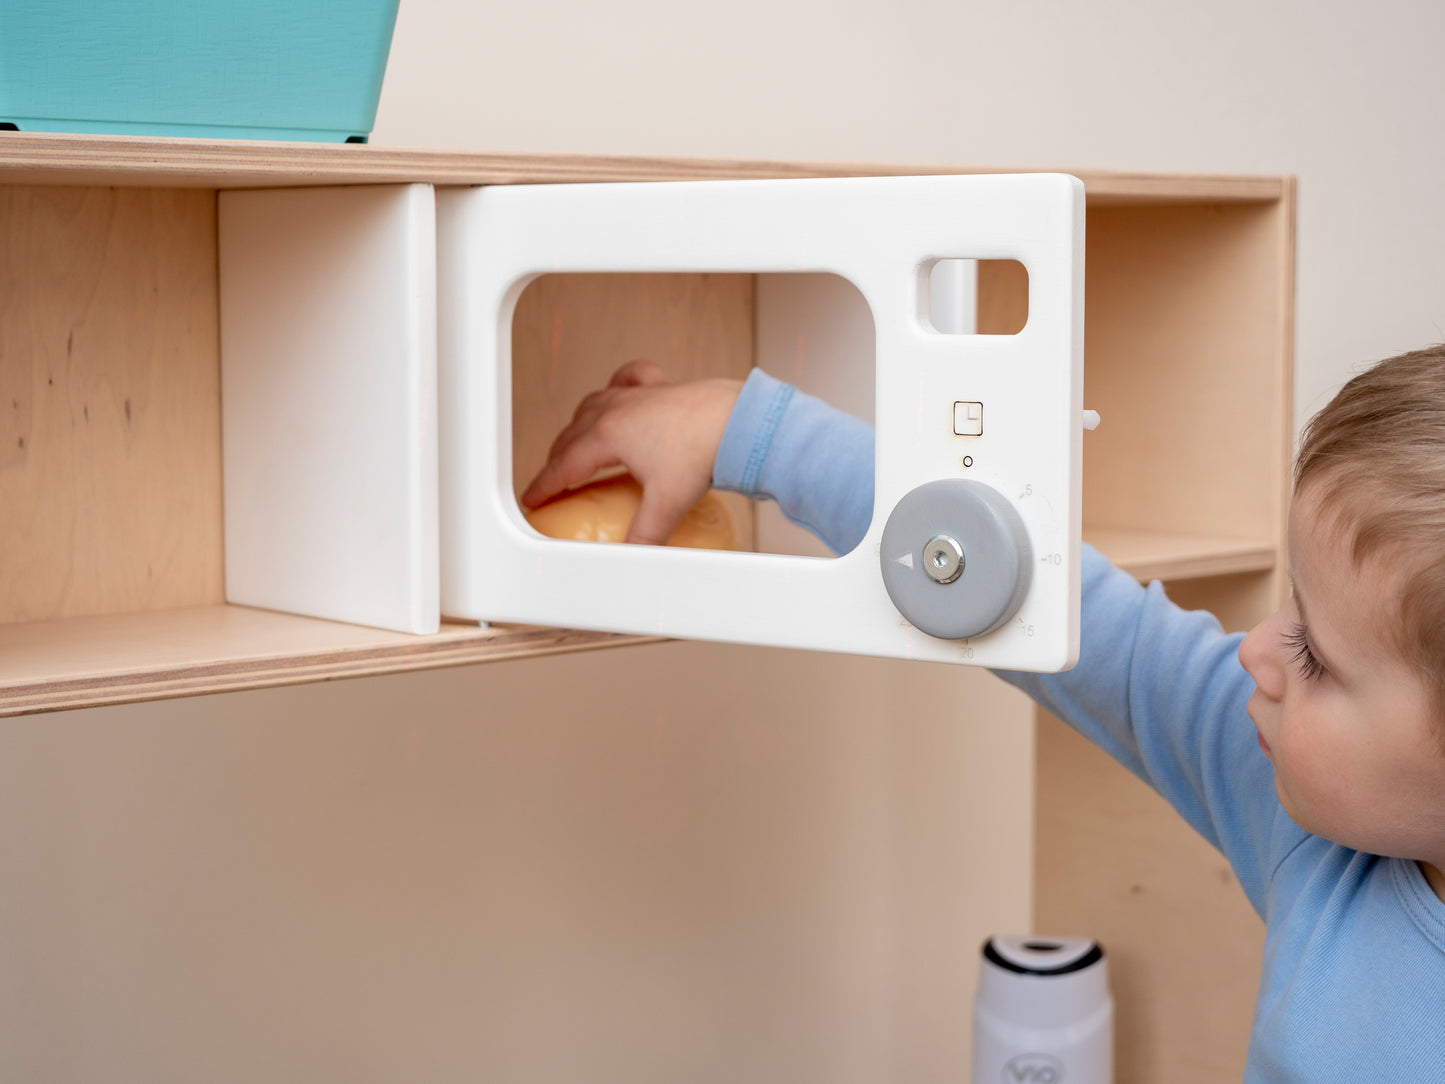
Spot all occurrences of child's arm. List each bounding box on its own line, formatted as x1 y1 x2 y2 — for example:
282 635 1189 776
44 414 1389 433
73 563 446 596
521 363 874 552
710 370 1289 913
996 552 1283 914
712 370 874 554
718 373 1286 912
526 366 1286 912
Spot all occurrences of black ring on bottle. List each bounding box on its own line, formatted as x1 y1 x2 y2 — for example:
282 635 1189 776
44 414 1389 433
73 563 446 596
981 938 1105 976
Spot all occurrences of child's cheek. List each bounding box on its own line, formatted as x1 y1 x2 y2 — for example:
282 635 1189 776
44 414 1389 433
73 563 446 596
1276 716 1354 841
1273 717 1321 810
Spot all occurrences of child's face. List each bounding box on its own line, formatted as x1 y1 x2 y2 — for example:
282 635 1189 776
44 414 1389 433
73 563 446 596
1238 485 1445 871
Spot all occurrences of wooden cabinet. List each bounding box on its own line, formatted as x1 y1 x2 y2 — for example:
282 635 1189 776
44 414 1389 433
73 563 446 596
1037 195 1293 1078
0 135 1292 714
0 133 1293 1081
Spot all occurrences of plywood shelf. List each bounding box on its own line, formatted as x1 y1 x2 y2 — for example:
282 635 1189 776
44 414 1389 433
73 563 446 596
0 605 656 718
0 523 1276 718
1087 527 1277 582
0 522 1275 718
0 130 1287 204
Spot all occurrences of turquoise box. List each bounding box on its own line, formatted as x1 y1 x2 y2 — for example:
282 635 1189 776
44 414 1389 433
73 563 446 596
0 0 401 142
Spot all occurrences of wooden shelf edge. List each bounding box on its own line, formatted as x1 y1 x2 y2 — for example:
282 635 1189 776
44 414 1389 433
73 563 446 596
0 615 660 718
1090 528 1278 583
1120 547 1278 583
0 131 1289 203
1 525 1280 718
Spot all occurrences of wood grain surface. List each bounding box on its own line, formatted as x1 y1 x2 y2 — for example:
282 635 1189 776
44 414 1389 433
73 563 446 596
0 604 655 717
0 131 1288 204
0 185 223 624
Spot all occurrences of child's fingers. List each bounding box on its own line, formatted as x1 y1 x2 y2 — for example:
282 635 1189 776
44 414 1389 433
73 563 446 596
546 388 612 460
609 359 671 388
546 413 592 463
625 484 691 547
520 433 620 509
518 465 564 510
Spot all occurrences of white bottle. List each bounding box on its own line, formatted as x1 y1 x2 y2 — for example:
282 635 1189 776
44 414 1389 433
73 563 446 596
973 935 1112 1084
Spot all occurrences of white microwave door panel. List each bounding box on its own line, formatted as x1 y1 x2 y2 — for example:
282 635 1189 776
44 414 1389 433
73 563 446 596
438 174 1083 672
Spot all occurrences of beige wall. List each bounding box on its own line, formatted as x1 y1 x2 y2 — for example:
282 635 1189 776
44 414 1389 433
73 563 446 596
5 2 1445 1081
374 0 1445 429
1 647 1031 1084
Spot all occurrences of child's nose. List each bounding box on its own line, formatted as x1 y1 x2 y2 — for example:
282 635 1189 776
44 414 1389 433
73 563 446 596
1239 610 1287 700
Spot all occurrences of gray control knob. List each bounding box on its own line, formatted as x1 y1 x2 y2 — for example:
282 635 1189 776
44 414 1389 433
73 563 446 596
879 479 1032 640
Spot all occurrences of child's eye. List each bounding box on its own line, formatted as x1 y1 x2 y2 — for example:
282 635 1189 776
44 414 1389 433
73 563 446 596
1284 622 1326 681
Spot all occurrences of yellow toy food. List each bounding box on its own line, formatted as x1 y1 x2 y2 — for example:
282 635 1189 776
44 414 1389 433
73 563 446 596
523 474 738 550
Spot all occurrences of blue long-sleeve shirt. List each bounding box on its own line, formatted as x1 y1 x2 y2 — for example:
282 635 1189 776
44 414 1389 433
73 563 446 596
714 368 1445 1083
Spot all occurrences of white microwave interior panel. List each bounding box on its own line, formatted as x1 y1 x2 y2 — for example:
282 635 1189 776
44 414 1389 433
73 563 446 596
219 183 440 636
437 174 1083 671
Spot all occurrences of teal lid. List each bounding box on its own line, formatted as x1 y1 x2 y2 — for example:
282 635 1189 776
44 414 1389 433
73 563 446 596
0 0 401 141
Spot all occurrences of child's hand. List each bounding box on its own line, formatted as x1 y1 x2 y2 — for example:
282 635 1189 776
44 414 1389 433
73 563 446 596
520 360 743 546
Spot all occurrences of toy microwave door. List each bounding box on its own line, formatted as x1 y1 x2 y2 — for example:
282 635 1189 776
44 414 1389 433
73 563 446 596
437 174 1084 672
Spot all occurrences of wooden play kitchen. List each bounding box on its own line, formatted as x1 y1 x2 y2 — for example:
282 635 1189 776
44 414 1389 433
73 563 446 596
0 131 1293 1080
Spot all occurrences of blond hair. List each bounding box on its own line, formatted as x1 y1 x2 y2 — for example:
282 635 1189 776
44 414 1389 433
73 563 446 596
1295 343 1445 725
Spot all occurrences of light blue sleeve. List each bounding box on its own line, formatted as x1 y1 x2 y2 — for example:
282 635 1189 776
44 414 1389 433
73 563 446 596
999 549 1288 915
713 368 1291 914
712 368 874 555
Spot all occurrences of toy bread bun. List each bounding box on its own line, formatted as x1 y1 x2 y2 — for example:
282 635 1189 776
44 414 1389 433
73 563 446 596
524 474 738 550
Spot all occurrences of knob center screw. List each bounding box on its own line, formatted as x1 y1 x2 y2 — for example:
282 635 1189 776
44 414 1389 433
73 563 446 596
922 534 964 584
